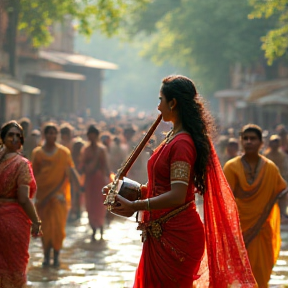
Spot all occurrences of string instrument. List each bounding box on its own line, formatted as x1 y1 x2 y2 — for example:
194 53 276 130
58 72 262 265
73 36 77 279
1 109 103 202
103 114 162 214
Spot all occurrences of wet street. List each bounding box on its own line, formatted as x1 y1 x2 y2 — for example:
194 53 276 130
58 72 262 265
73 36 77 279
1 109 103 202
27 212 288 288
27 213 142 288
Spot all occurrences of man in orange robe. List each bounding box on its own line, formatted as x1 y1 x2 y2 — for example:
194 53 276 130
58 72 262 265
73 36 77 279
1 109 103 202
32 123 75 267
224 124 287 288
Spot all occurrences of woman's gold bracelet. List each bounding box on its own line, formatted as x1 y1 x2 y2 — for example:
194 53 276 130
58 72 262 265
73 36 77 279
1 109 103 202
33 220 42 225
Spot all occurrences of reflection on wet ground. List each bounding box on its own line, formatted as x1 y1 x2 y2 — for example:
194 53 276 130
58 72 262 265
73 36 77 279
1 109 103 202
27 213 288 287
27 212 142 287
270 223 288 288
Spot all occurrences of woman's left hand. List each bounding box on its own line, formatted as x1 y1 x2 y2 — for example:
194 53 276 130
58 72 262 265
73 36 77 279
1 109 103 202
31 222 43 237
111 194 136 217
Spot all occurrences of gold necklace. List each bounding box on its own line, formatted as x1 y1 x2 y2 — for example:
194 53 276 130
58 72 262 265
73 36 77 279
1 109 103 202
165 130 187 144
0 151 17 164
241 156 261 184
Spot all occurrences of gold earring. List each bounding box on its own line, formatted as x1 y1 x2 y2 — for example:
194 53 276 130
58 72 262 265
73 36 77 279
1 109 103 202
170 107 172 111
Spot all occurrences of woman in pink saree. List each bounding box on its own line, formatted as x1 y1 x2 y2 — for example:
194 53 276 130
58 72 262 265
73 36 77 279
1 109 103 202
81 125 110 241
112 76 257 288
0 121 41 288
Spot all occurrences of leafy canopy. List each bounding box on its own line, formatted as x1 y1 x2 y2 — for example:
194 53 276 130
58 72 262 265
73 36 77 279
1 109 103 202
17 0 150 47
249 0 288 64
126 0 277 93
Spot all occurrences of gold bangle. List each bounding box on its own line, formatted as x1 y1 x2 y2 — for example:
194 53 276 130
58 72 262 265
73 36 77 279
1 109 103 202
147 198 151 211
132 200 139 211
33 220 41 225
137 185 142 200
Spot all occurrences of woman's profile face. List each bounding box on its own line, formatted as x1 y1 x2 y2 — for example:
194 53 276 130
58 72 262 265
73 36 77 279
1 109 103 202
4 126 22 151
158 92 172 122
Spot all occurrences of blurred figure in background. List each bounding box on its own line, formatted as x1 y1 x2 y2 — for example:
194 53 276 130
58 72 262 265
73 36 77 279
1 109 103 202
32 123 76 267
60 123 74 152
226 138 239 159
276 124 288 154
80 125 110 241
265 135 288 219
0 121 42 287
124 124 148 183
265 135 288 181
69 137 85 222
222 138 239 165
216 135 229 167
100 132 112 153
227 127 235 138
31 129 41 149
100 131 113 172
109 136 127 173
19 117 34 160
224 124 287 288
260 130 269 155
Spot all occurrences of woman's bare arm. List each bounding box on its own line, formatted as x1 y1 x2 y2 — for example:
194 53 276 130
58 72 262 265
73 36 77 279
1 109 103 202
17 185 42 235
112 183 188 215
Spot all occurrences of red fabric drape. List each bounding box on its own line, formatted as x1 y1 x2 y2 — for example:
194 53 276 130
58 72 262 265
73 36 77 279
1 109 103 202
199 142 257 287
133 135 257 288
134 203 205 288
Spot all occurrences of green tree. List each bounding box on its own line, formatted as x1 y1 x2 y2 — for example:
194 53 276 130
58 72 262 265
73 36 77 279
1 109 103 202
125 0 277 94
249 0 288 64
18 0 150 47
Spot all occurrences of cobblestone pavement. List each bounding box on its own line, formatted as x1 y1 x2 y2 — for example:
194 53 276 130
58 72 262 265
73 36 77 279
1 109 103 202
26 213 288 288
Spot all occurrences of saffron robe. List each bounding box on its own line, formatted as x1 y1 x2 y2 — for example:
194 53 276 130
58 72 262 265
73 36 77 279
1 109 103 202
32 144 74 251
224 156 287 288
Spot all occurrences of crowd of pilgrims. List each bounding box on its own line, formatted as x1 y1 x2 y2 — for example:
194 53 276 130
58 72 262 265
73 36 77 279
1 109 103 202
1 112 288 286
8 115 288 237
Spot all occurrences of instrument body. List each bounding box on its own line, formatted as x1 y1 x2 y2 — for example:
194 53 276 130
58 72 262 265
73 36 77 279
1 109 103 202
118 177 141 201
103 114 162 216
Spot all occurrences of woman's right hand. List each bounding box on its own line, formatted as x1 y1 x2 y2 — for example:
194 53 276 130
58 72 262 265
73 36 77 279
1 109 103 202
102 182 113 195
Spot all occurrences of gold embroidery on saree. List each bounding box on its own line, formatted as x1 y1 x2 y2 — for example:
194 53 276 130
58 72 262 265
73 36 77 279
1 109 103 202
17 162 32 186
170 161 191 184
137 201 193 241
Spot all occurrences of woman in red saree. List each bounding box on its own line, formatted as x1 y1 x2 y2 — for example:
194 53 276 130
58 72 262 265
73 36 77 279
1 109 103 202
0 121 41 288
112 75 257 287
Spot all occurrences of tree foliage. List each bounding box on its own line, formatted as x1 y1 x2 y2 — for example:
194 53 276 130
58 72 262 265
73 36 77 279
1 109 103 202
249 0 288 64
125 0 277 93
15 0 149 47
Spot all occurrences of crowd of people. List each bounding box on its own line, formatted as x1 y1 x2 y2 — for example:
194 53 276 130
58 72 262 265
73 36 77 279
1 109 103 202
0 75 288 287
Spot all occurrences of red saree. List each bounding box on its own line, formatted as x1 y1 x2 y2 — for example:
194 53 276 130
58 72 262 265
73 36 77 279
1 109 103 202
133 133 257 288
0 152 36 288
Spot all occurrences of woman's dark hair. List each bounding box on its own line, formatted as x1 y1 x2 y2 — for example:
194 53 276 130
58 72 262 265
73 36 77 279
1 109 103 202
240 124 262 141
87 125 99 137
161 75 215 195
0 120 24 145
43 123 58 135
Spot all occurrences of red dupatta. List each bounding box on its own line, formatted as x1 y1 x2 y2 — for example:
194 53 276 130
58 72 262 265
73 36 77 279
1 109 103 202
195 142 257 287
